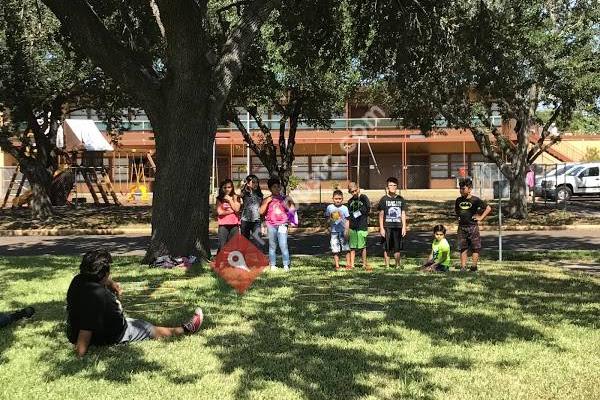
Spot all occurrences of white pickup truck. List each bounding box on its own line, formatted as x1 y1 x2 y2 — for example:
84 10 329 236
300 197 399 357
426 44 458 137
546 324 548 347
541 163 600 201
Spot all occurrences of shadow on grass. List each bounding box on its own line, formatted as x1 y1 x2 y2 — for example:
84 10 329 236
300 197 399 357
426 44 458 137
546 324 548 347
2 254 598 397
0 299 65 363
0 256 73 291
203 259 600 399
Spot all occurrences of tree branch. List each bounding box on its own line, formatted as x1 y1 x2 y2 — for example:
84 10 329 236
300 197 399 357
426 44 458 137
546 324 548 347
246 106 278 174
149 0 165 37
283 98 301 177
41 0 163 116
471 126 515 180
278 113 289 168
210 0 278 119
529 134 562 164
527 104 562 161
228 111 262 157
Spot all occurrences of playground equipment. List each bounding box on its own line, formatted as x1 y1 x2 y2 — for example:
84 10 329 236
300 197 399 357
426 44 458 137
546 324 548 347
1 164 120 209
125 152 155 203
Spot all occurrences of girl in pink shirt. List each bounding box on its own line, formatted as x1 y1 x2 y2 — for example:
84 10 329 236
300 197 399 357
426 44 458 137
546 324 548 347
260 178 295 271
216 179 241 251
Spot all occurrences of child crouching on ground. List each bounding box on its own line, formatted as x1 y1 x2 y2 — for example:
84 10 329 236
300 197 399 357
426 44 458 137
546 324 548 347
325 189 351 270
421 225 451 272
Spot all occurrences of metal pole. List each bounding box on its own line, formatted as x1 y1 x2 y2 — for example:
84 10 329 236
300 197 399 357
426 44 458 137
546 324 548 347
544 164 547 207
555 166 558 206
319 179 322 204
498 168 503 262
357 137 361 187
563 163 567 212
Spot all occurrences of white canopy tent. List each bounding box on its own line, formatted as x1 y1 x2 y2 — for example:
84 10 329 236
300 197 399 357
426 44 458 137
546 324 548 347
58 119 113 152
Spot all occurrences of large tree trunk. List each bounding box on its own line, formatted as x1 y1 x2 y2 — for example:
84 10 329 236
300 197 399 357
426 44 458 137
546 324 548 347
507 170 528 219
21 162 53 220
143 111 216 264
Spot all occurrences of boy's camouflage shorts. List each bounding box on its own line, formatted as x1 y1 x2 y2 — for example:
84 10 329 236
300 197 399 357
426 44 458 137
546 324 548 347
457 225 482 252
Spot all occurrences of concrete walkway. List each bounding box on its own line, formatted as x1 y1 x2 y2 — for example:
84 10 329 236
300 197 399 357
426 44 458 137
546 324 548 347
1 229 599 257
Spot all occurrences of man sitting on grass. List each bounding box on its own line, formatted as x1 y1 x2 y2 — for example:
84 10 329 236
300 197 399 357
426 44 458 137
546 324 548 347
66 250 203 357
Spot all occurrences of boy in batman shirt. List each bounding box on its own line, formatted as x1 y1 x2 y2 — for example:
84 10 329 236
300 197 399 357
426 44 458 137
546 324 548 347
455 177 492 271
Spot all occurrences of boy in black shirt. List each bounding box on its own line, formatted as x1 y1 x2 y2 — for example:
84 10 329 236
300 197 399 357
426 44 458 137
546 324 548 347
377 177 407 268
455 177 492 271
347 182 371 271
66 250 204 357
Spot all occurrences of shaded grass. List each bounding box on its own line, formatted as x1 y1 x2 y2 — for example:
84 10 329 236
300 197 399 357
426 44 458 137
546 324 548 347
2 199 600 231
1 254 599 400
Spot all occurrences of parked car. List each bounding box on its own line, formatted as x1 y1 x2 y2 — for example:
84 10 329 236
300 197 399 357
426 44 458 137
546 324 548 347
534 163 579 197
541 162 600 201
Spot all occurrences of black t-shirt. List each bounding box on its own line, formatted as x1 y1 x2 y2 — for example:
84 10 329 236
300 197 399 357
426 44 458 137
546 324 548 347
455 195 488 226
347 194 371 230
66 274 127 345
377 195 406 228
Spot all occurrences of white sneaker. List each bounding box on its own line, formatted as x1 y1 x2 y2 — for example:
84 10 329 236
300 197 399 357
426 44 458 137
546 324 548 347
283 265 290 272
270 265 279 271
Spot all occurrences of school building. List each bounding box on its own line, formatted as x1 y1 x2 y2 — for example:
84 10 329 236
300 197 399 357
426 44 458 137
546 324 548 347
2 103 600 199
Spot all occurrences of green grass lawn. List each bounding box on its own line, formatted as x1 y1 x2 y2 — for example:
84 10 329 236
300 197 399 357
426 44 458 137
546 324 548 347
1 254 599 400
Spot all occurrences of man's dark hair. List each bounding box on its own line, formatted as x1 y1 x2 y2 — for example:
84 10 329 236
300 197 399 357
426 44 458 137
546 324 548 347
79 250 112 281
459 177 473 188
332 189 343 197
386 177 398 185
433 224 447 235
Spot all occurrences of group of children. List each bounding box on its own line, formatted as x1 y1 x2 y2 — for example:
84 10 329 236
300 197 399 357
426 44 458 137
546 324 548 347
324 176 492 272
216 173 492 273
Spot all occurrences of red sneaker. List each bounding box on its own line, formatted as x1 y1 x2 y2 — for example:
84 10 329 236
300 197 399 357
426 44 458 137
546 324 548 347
182 308 204 333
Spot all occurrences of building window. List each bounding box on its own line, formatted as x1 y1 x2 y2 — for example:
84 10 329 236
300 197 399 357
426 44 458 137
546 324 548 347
231 157 249 182
450 154 467 178
430 154 449 178
292 156 310 180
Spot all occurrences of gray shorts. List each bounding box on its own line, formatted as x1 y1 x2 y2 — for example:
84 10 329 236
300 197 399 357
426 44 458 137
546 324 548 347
330 232 350 254
118 318 155 343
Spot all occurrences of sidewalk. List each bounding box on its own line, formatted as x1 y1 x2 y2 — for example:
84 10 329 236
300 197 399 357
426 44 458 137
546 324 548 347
1 229 600 257
1 223 600 237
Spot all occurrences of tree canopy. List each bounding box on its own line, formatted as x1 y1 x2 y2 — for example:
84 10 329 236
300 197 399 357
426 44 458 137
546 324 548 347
354 0 600 217
0 0 130 218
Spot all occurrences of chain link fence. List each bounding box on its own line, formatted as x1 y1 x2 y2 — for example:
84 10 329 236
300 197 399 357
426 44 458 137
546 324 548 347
3 160 598 210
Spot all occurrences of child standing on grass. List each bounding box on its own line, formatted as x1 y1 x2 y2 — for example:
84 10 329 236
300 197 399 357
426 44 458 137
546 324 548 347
260 178 295 271
240 174 264 247
455 177 492 272
378 177 407 268
347 182 371 271
325 189 351 270
216 179 241 252
421 225 452 272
